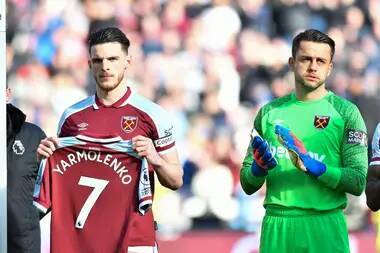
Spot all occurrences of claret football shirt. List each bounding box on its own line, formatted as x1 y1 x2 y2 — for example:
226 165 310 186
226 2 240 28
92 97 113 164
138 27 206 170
56 86 176 246
33 135 147 253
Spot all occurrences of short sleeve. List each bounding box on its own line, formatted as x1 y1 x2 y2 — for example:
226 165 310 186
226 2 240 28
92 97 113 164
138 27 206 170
33 159 51 213
151 109 175 154
371 123 380 165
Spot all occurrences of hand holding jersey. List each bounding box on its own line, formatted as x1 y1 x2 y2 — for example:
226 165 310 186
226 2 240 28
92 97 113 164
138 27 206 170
250 130 277 177
37 136 60 158
275 124 326 177
132 135 163 167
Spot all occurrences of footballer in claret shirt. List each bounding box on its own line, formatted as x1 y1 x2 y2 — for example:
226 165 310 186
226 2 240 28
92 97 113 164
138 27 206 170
56 86 176 247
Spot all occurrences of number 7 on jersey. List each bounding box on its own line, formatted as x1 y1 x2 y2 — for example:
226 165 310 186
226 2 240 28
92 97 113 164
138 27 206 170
75 176 109 229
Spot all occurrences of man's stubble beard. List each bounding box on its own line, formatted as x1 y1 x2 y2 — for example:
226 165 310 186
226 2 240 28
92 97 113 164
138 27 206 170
95 73 125 92
296 75 325 92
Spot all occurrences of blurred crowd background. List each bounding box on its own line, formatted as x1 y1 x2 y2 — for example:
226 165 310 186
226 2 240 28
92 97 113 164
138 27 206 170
6 0 380 241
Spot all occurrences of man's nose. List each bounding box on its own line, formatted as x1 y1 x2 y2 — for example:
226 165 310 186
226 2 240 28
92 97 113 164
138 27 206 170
308 59 318 71
101 59 110 70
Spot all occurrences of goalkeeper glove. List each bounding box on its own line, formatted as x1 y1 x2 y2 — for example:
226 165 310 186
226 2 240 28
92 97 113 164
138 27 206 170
275 124 326 177
250 135 277 177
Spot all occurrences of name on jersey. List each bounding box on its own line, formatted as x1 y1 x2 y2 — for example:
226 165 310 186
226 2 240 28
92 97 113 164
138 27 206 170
53 150 132 184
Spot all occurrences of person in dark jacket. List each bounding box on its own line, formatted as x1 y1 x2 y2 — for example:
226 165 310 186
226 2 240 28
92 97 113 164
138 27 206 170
6 87 46 253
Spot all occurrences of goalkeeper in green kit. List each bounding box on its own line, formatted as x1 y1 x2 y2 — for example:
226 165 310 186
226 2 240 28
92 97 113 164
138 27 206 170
240 29 368 253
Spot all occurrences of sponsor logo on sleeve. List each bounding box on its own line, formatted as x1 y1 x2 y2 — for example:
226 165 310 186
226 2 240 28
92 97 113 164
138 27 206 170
164 126 173 136
346 129 367 146
154 135 174 147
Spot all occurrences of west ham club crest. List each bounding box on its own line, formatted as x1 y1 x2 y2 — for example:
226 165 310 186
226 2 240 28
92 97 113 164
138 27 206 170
121 116 138 133
314 115 330 129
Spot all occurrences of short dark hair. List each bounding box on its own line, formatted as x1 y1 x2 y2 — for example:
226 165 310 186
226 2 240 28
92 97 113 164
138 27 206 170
88 27 130 54
292 29 335 60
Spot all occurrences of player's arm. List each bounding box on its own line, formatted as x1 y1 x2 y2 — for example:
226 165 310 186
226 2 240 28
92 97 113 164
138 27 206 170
240 110 277 195
330 107 368 196
366 165 380 211
132 135 183 190
240 141 266 195
153 148 183 190
366 123 380 211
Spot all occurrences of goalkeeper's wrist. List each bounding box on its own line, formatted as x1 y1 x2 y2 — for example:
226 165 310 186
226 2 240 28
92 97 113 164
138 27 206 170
251 161 268 177
317 165 341 189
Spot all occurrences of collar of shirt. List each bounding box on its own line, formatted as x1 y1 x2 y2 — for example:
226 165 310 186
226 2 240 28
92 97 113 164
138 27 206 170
93 87 132 109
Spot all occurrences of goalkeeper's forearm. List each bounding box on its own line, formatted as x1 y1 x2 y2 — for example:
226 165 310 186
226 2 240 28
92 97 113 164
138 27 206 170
240 163 265 195
317 162 367 196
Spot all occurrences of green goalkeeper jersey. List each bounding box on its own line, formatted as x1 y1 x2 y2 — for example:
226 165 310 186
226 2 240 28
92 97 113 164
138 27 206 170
240 91 368 211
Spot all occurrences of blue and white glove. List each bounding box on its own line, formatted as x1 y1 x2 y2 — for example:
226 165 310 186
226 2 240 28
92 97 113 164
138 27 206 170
251 135 277 177
275 124 326 177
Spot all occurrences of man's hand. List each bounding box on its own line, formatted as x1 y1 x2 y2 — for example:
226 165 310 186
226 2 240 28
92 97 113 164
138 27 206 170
133 135 182 190
251 135 277 176
132 135 163 167
37 137 59 160
275 124 326 177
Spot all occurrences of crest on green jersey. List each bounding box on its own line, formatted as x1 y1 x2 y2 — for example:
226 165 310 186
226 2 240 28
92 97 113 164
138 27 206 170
314 115 330 129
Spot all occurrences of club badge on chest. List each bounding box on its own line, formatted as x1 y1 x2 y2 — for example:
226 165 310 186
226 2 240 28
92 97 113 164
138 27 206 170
121 116 138 133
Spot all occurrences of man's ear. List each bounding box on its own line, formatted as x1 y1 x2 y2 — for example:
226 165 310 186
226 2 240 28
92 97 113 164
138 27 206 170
327 61 333 77
125 55 131 70
6 87 11 103
88 59 91 69
288 57 294 71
